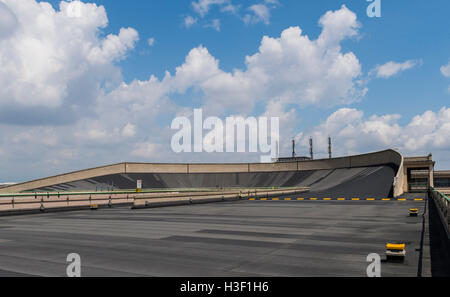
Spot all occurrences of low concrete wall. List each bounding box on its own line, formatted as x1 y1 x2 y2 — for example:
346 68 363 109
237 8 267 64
0 149 403 193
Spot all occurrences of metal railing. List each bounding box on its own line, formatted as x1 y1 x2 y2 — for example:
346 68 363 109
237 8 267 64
0 187 310 214
429 187 450 239
133 187 310 208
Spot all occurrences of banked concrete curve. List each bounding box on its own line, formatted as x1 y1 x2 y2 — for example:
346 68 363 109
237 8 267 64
0 149 404 196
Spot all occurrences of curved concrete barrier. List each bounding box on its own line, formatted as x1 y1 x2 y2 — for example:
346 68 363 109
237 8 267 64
0 149 403 197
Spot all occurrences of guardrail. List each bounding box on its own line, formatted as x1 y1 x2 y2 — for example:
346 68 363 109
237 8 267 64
0 187 310 215
0 192 136 214
429 187 450 239
133 187 309 209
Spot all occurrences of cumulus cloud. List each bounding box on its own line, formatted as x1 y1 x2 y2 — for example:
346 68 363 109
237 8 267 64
296 107 450 158
132 5 364 116
0 0 138 123
373 60 421 79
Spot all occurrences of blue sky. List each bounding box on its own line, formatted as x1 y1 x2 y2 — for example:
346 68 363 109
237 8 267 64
0 0 450 182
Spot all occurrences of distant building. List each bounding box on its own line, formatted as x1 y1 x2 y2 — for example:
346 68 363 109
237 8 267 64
276 156 311 163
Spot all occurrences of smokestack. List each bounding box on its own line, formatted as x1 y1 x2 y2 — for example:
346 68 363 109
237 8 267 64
328 136 332 159
292 139 296 158
309 137 313 160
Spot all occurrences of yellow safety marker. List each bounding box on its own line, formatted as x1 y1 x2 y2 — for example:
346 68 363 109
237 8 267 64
409 208 419 217
352 198 360 201
398 199 407 201
386 243 406 260
260 198 267 201
272 198 279 201
323 198 332 201
366 198 375 201
297 198 304 201
386 243 405 251
310 198 318 201
337 198 346 201
382 198 391 201
414 198 424 201
285 198 291 201
249 198 255 201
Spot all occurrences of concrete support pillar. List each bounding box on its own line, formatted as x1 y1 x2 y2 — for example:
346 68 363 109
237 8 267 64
429 164 434 188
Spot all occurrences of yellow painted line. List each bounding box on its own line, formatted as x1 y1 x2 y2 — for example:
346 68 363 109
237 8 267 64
249 198 255 201
297 198 304 201
382 198 391 201
366 198 375 201
414 199 424 201
398 199 407 201
323 198 332 201
285 198 291 201
260 198 267 201
272 198 279 201
352 198 360 201
338 198 346 201
310 198 318 200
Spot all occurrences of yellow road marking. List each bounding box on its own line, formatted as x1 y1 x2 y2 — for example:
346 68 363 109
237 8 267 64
272 198 279 201
285 198 291 201
382 198 390 201
297 198 304 200
352 198 360 201
323 198 332 201
310 198 318 200
414 199 424 201
366 198 375 201
261 198 267 201
398 199 407 201
249 198 255 201
338 198 346 201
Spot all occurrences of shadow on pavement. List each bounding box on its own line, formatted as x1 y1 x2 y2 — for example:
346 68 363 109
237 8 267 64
428 197 450 276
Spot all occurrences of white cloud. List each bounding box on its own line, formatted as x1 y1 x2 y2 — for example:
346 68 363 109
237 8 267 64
374 60 420 79
131 142 159 158
184 15 198 28
244 4 271 25
117 4 364 117
205 19 221 31
0 1 17 39
147 37 155 47
122 123 136 138
296 107 450 158
192 0 229 17
0 0 138 113
441 61 450 78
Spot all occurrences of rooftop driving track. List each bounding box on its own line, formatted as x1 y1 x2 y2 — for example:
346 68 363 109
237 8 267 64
0 198 431 277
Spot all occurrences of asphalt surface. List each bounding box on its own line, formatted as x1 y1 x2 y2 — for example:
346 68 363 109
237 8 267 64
0 198 430 277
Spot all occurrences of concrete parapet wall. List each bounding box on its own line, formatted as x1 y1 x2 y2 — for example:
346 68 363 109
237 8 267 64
249 162 298 172
126 163 188 174
189 164 249 173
